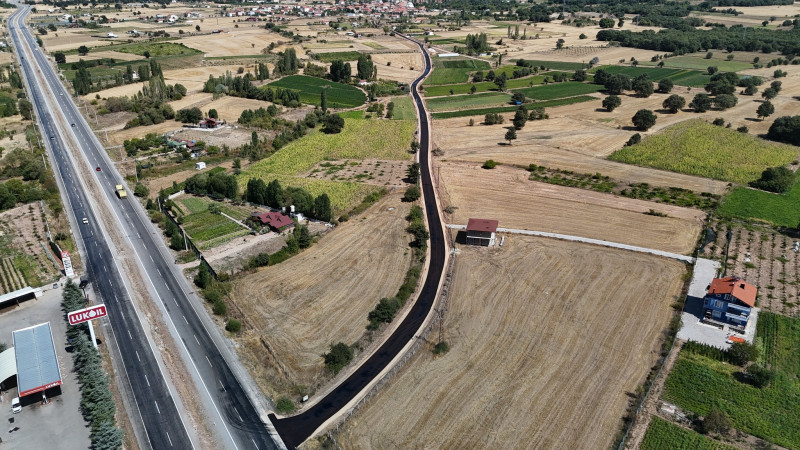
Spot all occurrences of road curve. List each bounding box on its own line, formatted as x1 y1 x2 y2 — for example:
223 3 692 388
8 5 281 450
270 35 447 448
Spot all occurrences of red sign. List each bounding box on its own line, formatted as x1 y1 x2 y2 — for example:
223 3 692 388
68 304 108 325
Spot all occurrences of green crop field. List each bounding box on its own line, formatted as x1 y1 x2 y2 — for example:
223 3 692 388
716 181 800 227
641 417 736 450
511 59 589 71
362 42 386 50
439 59 491 70
609 120 798 184
182 211 244 243
663 312 800 448
312 51 363 62
430 95 597 119
642 56 753 72
391 96 416 120
267 75 366 108
115 42 200 58
426 92 511 112
512 81 604 100
594 65 710 87
423 71 573 97
238 173 376 213
242 118 414 176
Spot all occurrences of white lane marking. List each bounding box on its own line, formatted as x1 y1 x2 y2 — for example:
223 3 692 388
154 401 161 414
183 315 188 325
218 379 225 391
135 351 140 361
128 330 132 340
194 334 200 346
251 438 259 450
157 268 162 277
167 432 173 447
206 355 213 367
144 374 150 387
149 255 153 262
233 406 242 423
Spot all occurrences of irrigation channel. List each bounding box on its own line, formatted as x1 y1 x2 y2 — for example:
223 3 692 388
270 35 447 447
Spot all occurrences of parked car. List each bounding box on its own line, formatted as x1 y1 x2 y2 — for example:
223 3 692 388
11 397 21 414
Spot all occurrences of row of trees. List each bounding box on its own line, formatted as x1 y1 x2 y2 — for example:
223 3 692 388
244 178 332 222
62 281 124 449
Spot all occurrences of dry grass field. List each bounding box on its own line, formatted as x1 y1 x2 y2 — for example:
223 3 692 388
437 163 704 254
230 193 413 395
432 113 730 195
336 235 686 449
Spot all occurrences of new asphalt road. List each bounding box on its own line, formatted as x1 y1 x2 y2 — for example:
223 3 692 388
8 6 280 449
270 35 447 448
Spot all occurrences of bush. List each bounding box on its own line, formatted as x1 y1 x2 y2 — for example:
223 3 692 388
323 342 353 374
225 319 242 333
624 133 641 147
728 341 759 366
322 113 344 134
134 183 149 197
750 166 795 193
602 94 621 112
482 159 498 169
212 299 227 316
766 116 800 146
702 408 731 436
403 185 421 202
432 341 450 355
275 396 295 414
744 364 775 388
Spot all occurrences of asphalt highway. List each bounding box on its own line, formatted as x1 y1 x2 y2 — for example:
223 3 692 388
8 6 280 450
270 35 446 448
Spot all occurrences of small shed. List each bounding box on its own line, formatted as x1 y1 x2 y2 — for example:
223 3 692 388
466 218 498 246
195 162 206 170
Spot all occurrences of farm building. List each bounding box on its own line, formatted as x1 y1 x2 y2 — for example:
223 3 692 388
466 218 498 246
253 211 294 232
702 276 757 332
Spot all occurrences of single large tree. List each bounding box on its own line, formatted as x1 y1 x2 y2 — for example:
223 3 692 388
662 94 685 113
757 101 775 120
504 127 517 145
690 93 713 113
632 109 657 131
602 95 621 112
714 94 738 110
313 194 332 222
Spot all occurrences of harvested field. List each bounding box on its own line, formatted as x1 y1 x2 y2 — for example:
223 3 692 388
438 163 704 254
337 235 686 449
0 203 64 290
108 120 181 146
304 158 411 187
432 114 730 195
230 193 412 395
179 28 282 57
370 52 424 84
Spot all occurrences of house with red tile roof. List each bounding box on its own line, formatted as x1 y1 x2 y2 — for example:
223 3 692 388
703 276 757 332
253 211 294 232
466 218 498 246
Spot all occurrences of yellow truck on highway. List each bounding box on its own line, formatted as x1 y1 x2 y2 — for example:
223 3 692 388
115 184 127 198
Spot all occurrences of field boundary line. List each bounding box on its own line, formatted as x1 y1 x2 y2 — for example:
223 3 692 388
446 224 695 263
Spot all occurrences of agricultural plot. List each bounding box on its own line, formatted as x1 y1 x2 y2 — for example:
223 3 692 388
390 96 416 120
641 417 736 450
641 56 753 72
424 58 491 85
241 118 414 176
173 196 251 250
609 120 799 184
0 203 64 289
663 312 800 449
716 181 800 228
267 75 366 108
312 51 363 63
512 81 604 100
114 42 201 58
425 92 512 112
337 236 686 449
438 164 704 254
423 71 573 97
430 95 597 119
595 66 710 87
230 193 412 396
509 59 589 71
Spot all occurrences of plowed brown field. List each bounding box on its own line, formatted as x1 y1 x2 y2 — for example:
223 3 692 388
337 236 686 449
437 163 704 254
230 193 413 394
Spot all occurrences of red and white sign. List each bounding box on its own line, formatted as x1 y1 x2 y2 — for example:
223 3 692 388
68 304 108 325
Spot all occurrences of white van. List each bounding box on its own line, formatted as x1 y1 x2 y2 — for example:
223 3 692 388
11 397 21 413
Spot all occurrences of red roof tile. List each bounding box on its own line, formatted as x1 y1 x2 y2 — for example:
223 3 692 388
256 212 294 229
466 218 498 233
708 276 757 308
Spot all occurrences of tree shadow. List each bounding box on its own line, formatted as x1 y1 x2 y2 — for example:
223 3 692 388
745 117 762 122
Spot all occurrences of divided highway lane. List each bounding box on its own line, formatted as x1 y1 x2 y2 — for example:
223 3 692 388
271 34 446 448
8 7 193 449
10 6 281 450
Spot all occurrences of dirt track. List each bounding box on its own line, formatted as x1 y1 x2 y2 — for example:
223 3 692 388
437 163 704 254
336 236 686 449
230 192 413 395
